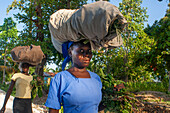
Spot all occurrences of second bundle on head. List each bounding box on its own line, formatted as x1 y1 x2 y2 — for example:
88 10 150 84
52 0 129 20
11 45 45 66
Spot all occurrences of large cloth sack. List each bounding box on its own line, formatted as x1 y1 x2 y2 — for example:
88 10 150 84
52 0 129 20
49 1 127 53
11 45 45 66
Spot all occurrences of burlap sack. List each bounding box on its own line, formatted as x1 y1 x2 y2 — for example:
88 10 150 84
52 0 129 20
11 45 45 66
49 1 127 53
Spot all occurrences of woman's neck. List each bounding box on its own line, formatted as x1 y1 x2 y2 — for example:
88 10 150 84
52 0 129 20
21 71 29 75
67 67 90 78
69 67 87 72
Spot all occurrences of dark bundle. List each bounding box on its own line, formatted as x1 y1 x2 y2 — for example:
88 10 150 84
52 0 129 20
11 45 45 66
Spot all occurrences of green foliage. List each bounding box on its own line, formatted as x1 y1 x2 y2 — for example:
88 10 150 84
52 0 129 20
29 66 44 99
118 0 152 82
127 81 168 93
144 3 170 81
0 17 18 52
104 91 137 113
87 0 169 112
7 0 87 65
98 67 168 112
89 0 152 82
96 68 136 113
31 74 44 100
0 17 19 83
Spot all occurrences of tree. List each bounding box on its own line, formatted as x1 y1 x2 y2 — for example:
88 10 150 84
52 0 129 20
89 0 153 82
118 0 153 82
144 2 170 90
7 0 87 76
0 17 18 83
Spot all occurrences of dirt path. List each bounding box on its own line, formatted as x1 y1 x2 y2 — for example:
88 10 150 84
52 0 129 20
0 89 47 113
134 91 170 113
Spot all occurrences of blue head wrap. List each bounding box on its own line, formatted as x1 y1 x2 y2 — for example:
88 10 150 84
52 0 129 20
62 41 74 70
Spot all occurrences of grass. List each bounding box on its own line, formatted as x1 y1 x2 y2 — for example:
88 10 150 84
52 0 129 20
161 100 170 105
126 81 168 93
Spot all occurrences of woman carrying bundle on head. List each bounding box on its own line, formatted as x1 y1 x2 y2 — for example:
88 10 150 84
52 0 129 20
45 0 128 112
0 62 33 113
45 40 102 113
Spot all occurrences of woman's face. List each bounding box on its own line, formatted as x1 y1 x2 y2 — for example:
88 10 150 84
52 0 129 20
70 44 92 69
22 64 29 73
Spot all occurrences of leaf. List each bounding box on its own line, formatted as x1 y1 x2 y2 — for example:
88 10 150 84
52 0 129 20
99 68 106 78
31 86 37 100
38 86 43 97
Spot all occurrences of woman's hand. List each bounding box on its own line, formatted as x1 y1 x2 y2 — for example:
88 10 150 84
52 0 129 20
0 106 6 113
37 76 43 85
45 72 57 77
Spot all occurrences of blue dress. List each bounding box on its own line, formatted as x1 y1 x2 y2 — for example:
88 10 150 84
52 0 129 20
45 70 102 113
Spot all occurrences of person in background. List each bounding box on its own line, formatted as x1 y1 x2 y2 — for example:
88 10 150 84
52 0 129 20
0 62 33 113
45 40 102 113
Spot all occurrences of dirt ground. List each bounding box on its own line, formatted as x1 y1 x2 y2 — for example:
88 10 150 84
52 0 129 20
133 91 170 113
0 89 47 113
32 93 48 113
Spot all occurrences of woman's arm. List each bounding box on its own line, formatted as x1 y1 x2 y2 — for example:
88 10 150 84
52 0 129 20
49 108 59 113
0 80 15 113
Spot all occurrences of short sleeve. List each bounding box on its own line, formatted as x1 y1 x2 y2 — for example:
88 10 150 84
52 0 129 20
97 74 102 89
11 73 18 81
45 75 61 109
89 71 102 89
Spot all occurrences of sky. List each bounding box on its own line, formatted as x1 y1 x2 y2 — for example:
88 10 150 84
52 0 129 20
0 0 169 30
0 0 169 70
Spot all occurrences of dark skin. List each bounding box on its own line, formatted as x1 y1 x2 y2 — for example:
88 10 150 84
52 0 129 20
49 43 92 113
67 44 92 78
0 64 30 113
0 80 15 113
45 72 58 77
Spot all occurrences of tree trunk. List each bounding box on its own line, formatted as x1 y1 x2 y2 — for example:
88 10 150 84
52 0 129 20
168 71 170 92
123 55 128 82
67 0 71 9
35 57 46 76
36 2 44 42
2 47 7 84
123 27 130 82
2 56 6 84
34 0 45 76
